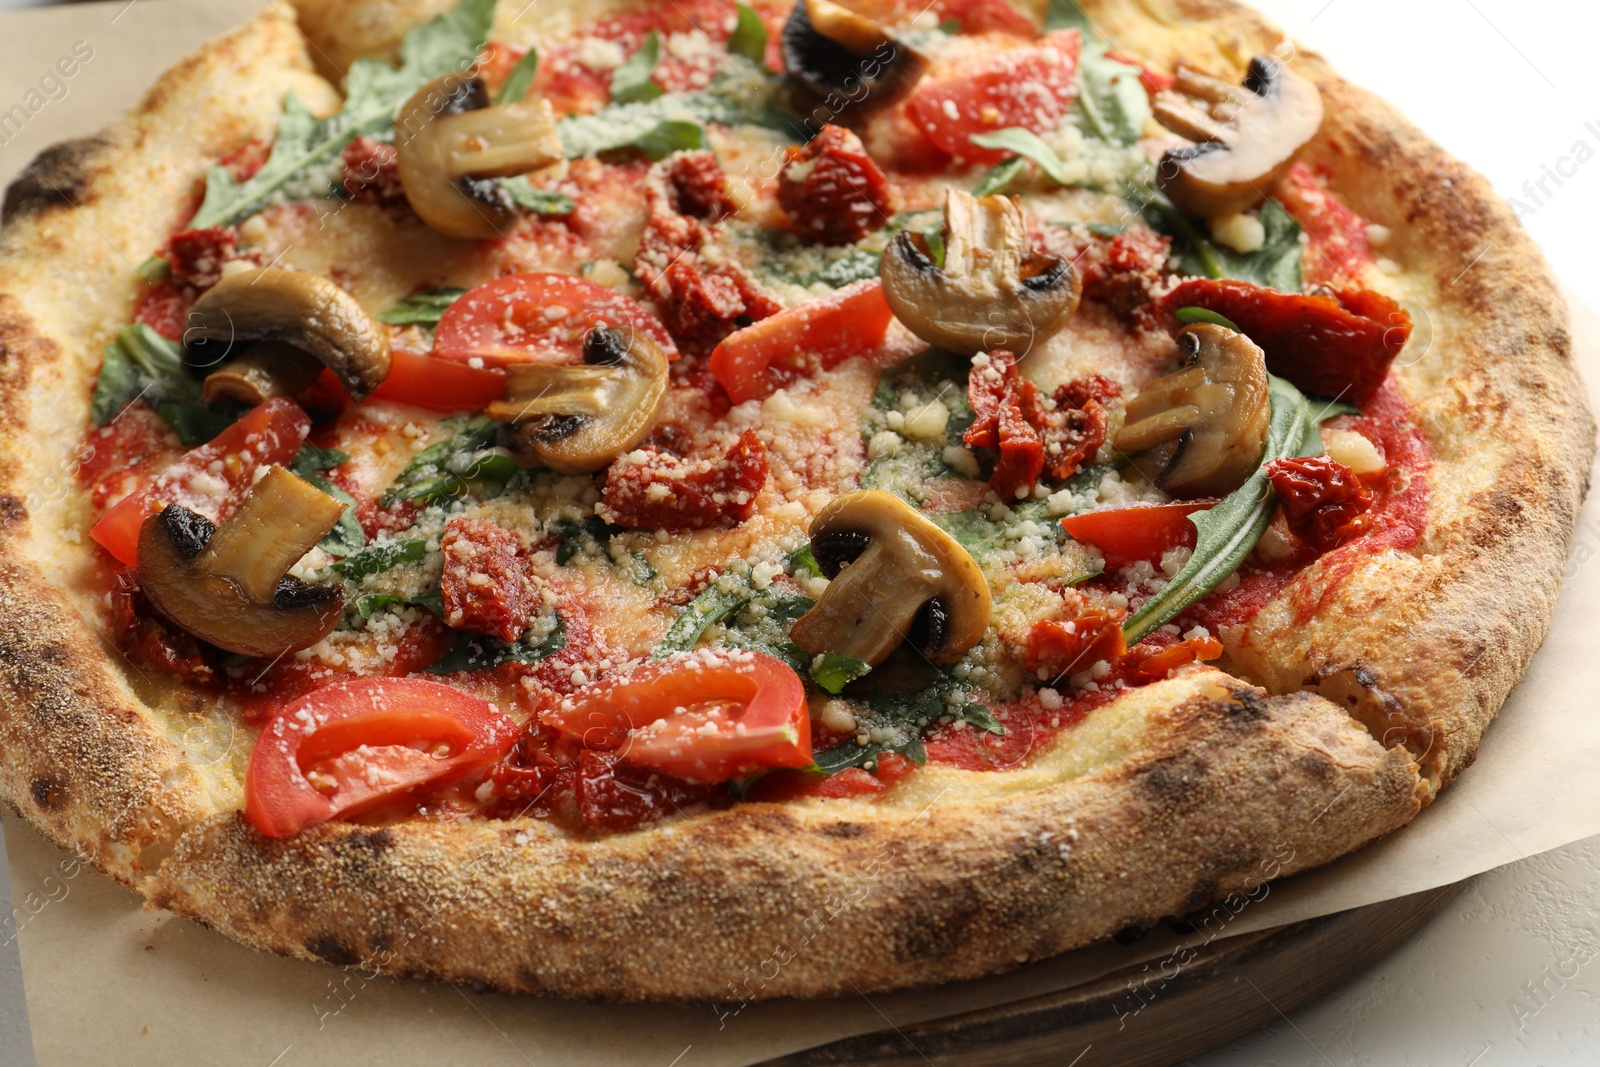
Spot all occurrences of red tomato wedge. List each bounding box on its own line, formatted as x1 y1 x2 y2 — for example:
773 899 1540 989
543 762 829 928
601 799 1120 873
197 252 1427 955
542 650 811 782
368 349 508 411
245 678 517 838
1061 501 1218 569
432 273 678 367
88 397 310 567
906 30 1082 163
709 279 894 405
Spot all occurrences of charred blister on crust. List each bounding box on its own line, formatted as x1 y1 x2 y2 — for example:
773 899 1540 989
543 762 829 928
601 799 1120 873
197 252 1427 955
1 135 109 223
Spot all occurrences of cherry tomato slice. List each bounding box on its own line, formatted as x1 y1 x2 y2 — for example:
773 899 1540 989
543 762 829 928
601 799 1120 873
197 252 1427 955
244 678 517 838
88 397 311 567
432 273 678 367
906 30 1082 163
709 279 894 405
542 650 811 783
1061 500 1218 569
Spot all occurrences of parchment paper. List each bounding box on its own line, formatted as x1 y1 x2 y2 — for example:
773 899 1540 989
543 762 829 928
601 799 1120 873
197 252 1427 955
3 1 1599 1064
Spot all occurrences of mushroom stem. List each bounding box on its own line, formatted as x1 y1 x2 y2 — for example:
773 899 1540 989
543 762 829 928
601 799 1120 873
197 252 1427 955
198 467 346 603
789 532 946 666
199 342 321 405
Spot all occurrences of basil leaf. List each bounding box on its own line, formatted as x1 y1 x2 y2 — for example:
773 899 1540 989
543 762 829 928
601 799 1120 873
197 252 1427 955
971 155 1026 197
810 652 872 695
624 119 710 160
495 47 539 105
502 177 577 215
958 702 1005 734
1076 43 1149 147
378 287 467 325
728 3 768 66
1163 196 1305 292
90 324 196 424
610 30 664 104
1044 0 1093 33
654 580 754 658
333 538 428 581
354 591 444 619
968 128 1070 185
380 415 510 507
188 0 495 229
1122 374 1322 643
428 614 567 673
1175 306 1241 331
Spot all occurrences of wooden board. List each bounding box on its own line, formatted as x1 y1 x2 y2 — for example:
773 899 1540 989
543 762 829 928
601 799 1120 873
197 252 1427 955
763 881 1466 1067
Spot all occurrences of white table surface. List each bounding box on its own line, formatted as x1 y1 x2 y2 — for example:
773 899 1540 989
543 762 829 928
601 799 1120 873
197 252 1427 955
2 1 1598 1064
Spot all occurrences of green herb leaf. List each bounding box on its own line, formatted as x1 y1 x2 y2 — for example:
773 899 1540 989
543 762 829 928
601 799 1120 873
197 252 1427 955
501 177 577 215
156 401 247 447
810 652 872 695
1076 42 1150 147
187 0 496 230
290 446 366 556
1318 399 1362 420
654 580 754 658
495 47 540 104
378 287 467 325
332 538 428 581
968 128 1071 185
971 155 1026 197
625 119 711 160
90 324 194 424
728 4 768 66
556 71 786 158
1044 0 1093 33
380 415 514 507
788 542 821 578
427 614 567 673
813 737 927 775
136 255 170 283
610 31 664 104
1175 306 1240 330
1165 196 1304 292
1122 374 1322 643
354 591 444 619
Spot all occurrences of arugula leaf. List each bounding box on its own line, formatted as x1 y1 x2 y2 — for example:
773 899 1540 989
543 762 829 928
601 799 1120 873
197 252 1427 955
1175 306 1240 331
290 446 366 556
354 591 444 619
380 415 514 507
788 542 821 578
728 4 768 66
333 538 428 581
556 68 786 158
136 255 169 283
187 0 496 230
553 515 622 565
1044 0 1093 33
813 737 928 775
1076 42 1149 147
90 324 195 425
378 287 468 325
495 47 539 105
427 614 567 673
810 652 872 695
1154 192 1305 292
610 31 664 104
971 156 1026 197
722 592 814 672
969 128 1072 184
1122 374 1323 643
654 580 754 658
502 177 577 215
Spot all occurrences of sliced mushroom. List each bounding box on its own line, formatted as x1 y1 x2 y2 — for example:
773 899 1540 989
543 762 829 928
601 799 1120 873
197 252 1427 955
135 466 347 658
789 490 991 667
1113 323 1270 497
881 189 1080 357
395 73 563 239
187 268 391 400
781 0 928 116
484 326 669 474
1153 56 1324 219
198 341 323 405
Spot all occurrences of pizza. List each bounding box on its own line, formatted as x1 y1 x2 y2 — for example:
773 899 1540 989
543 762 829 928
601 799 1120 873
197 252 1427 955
0 0 1591 1001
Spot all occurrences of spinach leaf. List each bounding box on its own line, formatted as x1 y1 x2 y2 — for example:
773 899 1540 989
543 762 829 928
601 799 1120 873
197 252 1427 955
969 128 1071 184
654 579 754 658
290 446 366 557
1122 374 1322 643
188 0 496 230
502 178 577 215
610 31 664 104
1076 42 1149 147
856 674 1002 734
813 737 927 775
788 542 821 578
1150 190 1305 292
380 415 515 507
723 591 813 673
553 515 622 565
90 324 195 425
353 591 444 619
333 538 428 581
378 287 468 325
495 47 539 105
728 3 768 66
810 652 872 695
427 614 567 674
156 400 247 447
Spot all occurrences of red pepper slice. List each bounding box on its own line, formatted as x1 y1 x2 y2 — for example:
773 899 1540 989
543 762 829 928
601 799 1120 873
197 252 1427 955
244 678 517 838
1161 278 1411 406
1060 501 1218 569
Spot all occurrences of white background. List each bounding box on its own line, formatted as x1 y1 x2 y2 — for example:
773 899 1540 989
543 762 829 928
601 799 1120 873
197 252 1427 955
1 1 1597 1065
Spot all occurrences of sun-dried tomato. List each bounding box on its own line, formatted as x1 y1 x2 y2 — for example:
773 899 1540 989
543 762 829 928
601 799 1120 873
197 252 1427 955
1047 224 1170 324
439 517 539 643
634 154 779 354
1265 455 1374 554
776 124 895 247
1040 374 1121 481
109 568 213 682
340 135 404 204
1131 633 1224 680
1161 278 1411 406
574 750 718 831
1024 609 1127 678
165 226 237 290
599 429 769 531
965 350 1044 499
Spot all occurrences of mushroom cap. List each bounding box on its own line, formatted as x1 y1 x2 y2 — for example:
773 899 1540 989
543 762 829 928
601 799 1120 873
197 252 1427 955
790 489 992 666
881 189 1080 357
187 268 391 400
1114 323 1271 498
781 0 928 116
1155 56 1324 219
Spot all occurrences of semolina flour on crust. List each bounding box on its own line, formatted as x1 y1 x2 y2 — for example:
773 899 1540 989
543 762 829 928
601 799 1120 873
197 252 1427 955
0 0 1590 999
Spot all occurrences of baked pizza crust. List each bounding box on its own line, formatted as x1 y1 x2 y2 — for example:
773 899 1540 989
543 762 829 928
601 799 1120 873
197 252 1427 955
0 0 1589 999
